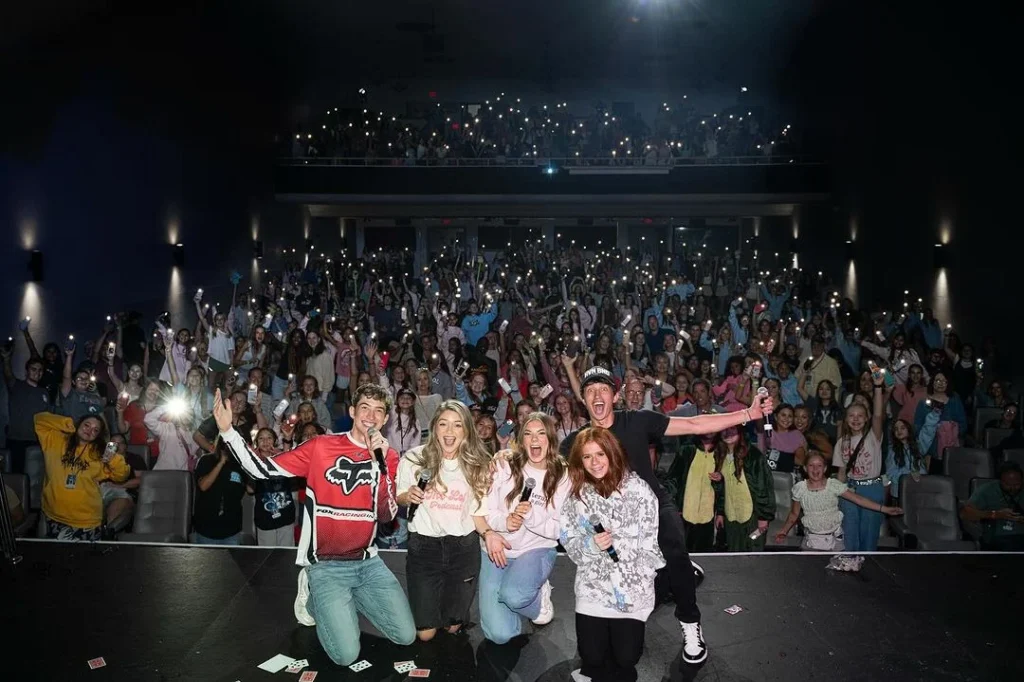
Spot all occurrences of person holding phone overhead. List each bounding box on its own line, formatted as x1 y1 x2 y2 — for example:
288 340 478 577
560 363 774 666
560 426 664 682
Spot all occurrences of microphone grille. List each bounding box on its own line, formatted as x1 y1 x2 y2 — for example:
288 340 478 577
588 514 602 527
524 477 536 490
367 426 378 437
418 469 433 482
756 386 769 397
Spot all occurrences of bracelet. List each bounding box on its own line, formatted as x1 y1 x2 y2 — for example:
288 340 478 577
742 409 751 424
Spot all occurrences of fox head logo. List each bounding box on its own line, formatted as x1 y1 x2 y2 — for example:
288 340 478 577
325 455 375 495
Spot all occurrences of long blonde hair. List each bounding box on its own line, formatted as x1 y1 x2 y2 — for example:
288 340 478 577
503 413 566 511
408 400 491 503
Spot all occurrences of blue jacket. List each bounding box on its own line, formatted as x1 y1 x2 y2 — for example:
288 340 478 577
886 410 939 497
913 395 967 459
728 303 750 348
831 326 861 374
760 284 790 321
461 304 497 345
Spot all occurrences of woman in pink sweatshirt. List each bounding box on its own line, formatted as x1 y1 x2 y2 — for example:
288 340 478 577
475 412 570 644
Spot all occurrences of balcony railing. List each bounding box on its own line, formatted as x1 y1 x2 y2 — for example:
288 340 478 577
277 155 821 168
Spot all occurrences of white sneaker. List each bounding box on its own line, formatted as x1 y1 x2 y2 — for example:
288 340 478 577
294 568 316 627
680 620 708 664
570 669 592 682
532 581 554 625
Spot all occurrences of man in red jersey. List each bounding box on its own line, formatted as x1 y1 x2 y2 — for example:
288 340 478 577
215 383 415 666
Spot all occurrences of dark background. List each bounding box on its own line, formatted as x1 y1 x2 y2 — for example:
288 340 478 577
0 1 1018 371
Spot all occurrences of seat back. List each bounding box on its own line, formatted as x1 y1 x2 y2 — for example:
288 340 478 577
1003 449 1024 468
4 473 31 511
771 471 793 521
984 428 1014 450
974 407 1004 441
969 477 997 497
125 444 151 470
241 492 255 538
132 470 193 539
942 447 994 500
900 475 962 542
23 446 44 511
104 406 121 435
0 448 10 474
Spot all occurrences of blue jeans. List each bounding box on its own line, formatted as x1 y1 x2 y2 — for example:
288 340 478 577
271 375 289 401
307 556 416 666
839 480 885 552
194 532 241 545
478 547 556 644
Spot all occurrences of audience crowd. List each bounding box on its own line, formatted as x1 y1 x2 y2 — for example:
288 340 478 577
2 234 1022 557
287 94 800 163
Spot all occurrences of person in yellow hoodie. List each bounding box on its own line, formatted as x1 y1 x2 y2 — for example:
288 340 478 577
35 412 131 541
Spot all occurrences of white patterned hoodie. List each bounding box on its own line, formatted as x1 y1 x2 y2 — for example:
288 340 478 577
559 471 665 621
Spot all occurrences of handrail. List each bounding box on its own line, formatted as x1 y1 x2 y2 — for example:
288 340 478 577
277 155 821 168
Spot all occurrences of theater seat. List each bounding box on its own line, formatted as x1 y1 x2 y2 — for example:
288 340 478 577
943 447 994 501
3 473 39 537
128 470 193 543
0 448 9 474
984 428 1014 450
889 475 976 550
962 477 997 542
125 444 150 470
768 471 801 548
240 493 256 545
973 407 1004 441
1003 449 1024 468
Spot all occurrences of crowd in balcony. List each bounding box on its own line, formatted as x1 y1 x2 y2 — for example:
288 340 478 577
287 93 801 163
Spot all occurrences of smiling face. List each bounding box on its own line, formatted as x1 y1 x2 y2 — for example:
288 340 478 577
475 415 495 440
581 441 609 480
469 373 487 395
77 417 103 443
435 409 466 457
516 402 533 425
845 404 868 434
805 455 826 482
932 372 949 395
583 382 614 424
512 419 547 472
776 406 794 430
256 430 276 453
348 395 389 444
794 407 810 432
893 419 910 441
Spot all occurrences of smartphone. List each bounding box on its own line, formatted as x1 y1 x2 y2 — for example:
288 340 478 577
2 337 13 353
498 378 513 394
106 342 116 359
273 398 290 419
499 319 509 334
103 441 118 461
497 420 515 439
401 306 408 322
620 314 632 328
247 383 258 405
379 351 390 371
883 370 896 388
566 338 581 357
538 384 554 400
653 380 663 399
286 413 299 427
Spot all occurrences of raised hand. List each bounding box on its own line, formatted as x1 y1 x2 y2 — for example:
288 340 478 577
212 389 233 433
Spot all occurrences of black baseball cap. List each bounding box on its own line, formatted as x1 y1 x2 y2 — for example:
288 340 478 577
580 366 616 391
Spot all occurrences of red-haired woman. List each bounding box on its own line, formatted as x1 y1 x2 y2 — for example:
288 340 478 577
560 427 664 682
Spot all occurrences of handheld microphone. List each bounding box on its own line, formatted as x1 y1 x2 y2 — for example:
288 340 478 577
408 470 432 523
588 514 619 563
757 386 773 432
366 426 386 469
518 477 536 504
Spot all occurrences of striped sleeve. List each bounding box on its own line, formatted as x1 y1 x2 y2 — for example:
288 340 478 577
222 427 310 479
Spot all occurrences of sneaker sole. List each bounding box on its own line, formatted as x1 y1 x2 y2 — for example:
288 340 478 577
682 650 708 665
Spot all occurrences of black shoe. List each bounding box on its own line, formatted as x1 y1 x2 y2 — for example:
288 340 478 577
692 560 705 588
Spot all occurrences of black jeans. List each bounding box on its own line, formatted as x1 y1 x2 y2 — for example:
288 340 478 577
684 520 715 553
575 613 646 682
406 532 480 630
654 484 701 622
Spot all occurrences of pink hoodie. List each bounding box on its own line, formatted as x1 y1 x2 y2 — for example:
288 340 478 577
485 457 570 558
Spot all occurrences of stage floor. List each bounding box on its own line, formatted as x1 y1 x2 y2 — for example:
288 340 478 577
5 541 1022 681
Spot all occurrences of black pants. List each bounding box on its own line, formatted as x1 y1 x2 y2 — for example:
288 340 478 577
654 484 701 622
4 439 36 475
684 520 715 553
406 532 480 630
575 613 645 682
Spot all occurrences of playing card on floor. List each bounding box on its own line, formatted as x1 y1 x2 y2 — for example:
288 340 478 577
348 660 372 672
298 672 318 682
724 605 745 615
409 669 431 678
394 661 417 673
87 657 107 670
286 659 309 673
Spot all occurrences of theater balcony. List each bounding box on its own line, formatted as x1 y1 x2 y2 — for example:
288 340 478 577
273 156 832 218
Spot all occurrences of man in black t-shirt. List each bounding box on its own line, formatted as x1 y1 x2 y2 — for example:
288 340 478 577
560 366 773 666
193 450 248 544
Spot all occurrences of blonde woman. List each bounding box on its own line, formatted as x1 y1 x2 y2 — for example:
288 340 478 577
398 400 492 641
475 413 570 644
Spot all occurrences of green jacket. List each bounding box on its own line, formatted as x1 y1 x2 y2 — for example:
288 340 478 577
714 445 776 522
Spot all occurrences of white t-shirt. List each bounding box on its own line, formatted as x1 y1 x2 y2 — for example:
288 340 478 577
832 430 883 480
398 446 486 537
208 330 235 365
